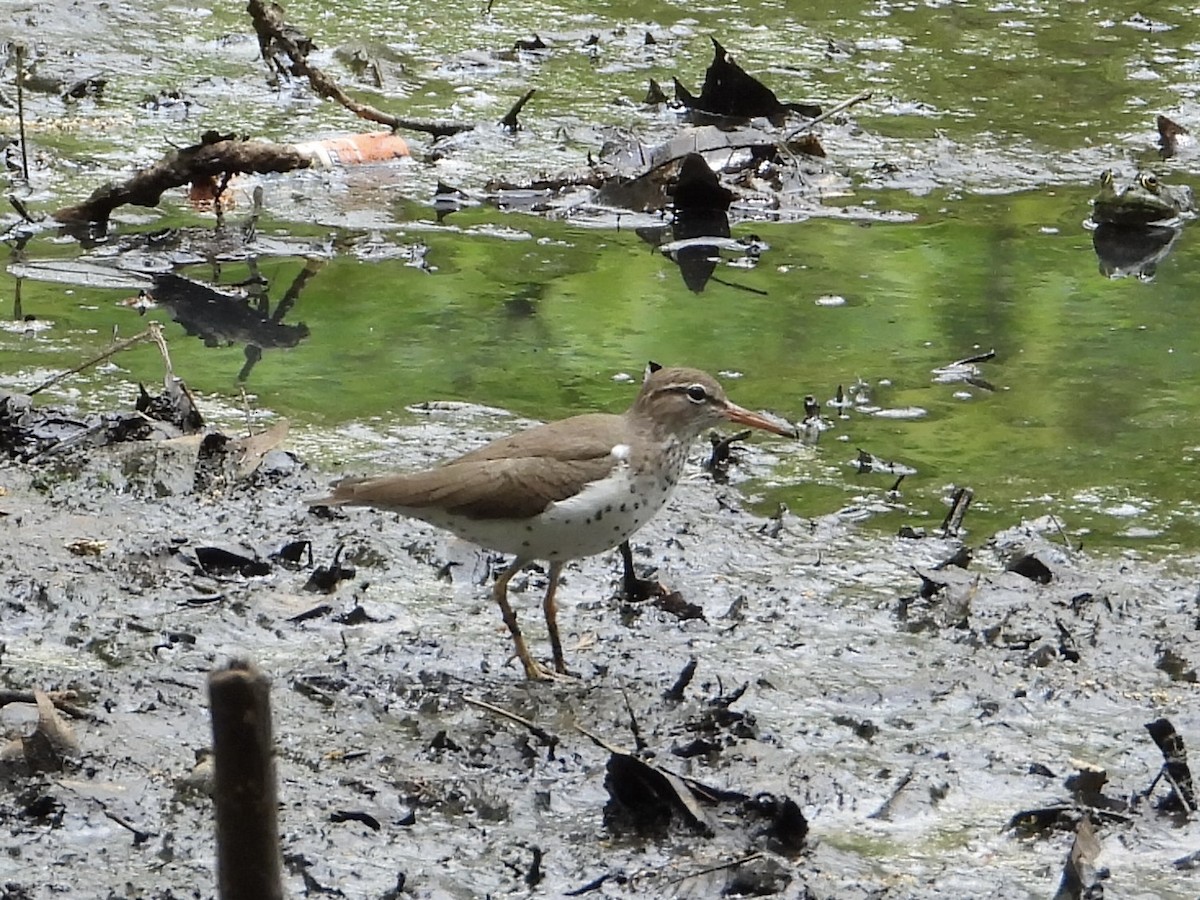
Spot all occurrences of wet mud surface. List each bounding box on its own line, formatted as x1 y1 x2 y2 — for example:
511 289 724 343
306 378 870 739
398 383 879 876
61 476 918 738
3 400 1200 898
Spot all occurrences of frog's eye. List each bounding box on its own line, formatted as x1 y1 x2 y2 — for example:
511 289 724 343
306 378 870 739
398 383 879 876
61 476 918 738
1140 173 1161 192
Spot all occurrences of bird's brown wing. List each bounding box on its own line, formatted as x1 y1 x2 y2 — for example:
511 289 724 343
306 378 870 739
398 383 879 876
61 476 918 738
314 412 629 518
322 454 619 520
453 412 625 464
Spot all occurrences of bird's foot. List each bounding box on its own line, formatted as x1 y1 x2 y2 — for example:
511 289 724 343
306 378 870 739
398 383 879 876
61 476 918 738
621 573 668 603
553 662 581 681
520 657 580 682
617 541 667 601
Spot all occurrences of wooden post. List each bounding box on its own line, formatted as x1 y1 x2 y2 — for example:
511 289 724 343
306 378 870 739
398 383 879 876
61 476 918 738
208 660 283 900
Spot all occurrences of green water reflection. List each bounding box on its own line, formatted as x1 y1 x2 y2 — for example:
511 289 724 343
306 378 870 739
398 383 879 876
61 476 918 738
7 184 1200 551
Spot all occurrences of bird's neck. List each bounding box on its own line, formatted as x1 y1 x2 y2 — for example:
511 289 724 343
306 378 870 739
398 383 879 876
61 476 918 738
622 412 698 472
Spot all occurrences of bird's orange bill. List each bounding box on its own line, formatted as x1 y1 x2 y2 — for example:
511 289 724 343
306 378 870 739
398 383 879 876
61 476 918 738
722 403 798 438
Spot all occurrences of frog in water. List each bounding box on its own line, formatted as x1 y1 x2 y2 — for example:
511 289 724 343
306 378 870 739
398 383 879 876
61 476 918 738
1092 170 1195 226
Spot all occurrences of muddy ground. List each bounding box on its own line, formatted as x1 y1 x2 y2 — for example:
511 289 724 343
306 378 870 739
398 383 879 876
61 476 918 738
2 399 1199 899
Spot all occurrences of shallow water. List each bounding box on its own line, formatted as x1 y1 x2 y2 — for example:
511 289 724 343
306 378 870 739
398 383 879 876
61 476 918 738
9 186 1200 552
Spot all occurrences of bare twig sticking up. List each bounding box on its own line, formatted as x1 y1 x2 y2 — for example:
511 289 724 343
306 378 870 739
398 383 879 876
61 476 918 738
246 0 474 138
499 90 536 132
209 660 283 900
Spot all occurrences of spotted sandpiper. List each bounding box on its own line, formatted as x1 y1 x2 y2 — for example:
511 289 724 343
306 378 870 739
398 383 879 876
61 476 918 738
311 366 794 680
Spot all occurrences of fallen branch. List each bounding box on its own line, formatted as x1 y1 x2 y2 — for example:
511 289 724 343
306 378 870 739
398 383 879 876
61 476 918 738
783 89 872 140
246 0 474 138
53 135 310 226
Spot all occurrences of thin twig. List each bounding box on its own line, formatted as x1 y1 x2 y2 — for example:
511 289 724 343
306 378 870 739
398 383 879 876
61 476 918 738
1143 768 1164 800
28 326 155 396
666 853 764 886
774 89 873 172
464 695 558 748
99 804 154 844
499 89 536 131
573 720 630 756
1048 514 1076 556
147 320 173 376
1161 766 1197 814
240 386 255 438
950 348 997 367
15 43 29 181
619 687 647 752
784 89 872 139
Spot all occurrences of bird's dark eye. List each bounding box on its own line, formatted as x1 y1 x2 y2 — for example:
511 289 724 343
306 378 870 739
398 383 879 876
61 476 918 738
685 384 708 403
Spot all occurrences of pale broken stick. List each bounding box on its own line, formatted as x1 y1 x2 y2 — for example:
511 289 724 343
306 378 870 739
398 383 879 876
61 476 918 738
28 322 162 396
0 688 93 721
463 695 558 751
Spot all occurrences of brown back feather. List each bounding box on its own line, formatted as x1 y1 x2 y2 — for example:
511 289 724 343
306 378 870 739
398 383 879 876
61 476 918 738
318 412 627 519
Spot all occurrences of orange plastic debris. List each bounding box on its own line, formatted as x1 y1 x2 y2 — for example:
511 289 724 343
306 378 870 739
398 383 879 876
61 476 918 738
292 132 411 167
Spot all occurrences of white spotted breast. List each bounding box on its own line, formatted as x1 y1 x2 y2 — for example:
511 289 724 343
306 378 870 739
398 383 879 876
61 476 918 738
431 436 693 562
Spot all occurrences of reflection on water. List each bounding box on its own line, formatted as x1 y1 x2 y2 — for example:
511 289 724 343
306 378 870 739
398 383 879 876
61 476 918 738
663 209 731 293
145 271 314 382
636 150 770 295
1091 223 1183 282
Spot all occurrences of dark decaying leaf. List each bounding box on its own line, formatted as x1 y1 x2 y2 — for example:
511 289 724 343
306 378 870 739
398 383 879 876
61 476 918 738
1006 552 1054 584
1158 113 1189 158
746 793 808 856
670 153 733 212
1145 718 1197 811
193 545 272 577
603 752 714 835
675 37 822 120
654 591 706 621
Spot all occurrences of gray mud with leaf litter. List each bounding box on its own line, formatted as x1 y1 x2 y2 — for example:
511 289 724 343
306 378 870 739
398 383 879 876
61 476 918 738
3 407 1199 898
